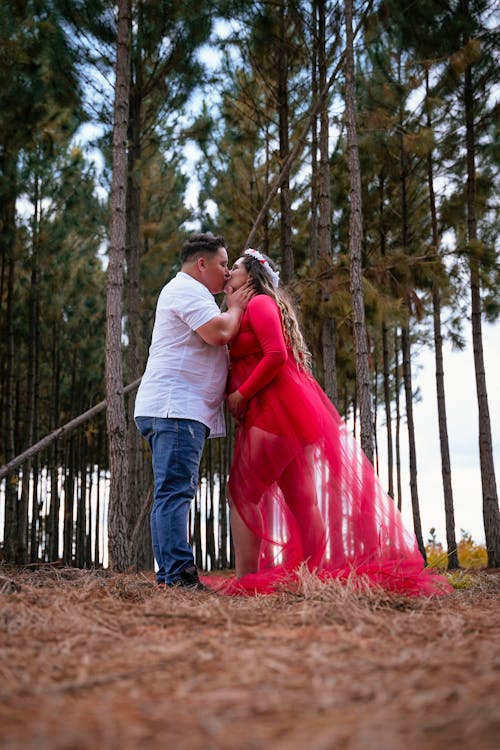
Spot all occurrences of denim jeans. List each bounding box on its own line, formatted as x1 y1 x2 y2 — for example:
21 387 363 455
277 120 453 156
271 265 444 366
135 417 208 584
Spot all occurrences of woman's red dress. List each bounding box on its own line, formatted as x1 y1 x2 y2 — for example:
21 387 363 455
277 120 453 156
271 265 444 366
207 294 450 596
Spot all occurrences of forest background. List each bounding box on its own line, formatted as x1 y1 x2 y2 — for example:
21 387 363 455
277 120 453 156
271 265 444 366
0 0 499 575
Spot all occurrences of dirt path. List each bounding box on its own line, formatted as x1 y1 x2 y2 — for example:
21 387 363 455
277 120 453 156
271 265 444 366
1 569 499 750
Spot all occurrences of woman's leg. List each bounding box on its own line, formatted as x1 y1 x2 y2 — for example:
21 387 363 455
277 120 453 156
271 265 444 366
229 498 262 577
278 453 327 570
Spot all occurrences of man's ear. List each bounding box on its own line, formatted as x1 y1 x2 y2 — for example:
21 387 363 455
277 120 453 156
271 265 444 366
197 255 207 272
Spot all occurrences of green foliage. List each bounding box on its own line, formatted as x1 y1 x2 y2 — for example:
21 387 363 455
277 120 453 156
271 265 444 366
426 528 488 570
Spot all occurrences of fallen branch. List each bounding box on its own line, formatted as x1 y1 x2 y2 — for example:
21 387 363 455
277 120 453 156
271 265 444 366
0 378 142 480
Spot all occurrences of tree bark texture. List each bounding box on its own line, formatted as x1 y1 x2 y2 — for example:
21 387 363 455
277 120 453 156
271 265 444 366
125 35 152 571
1 147 19 563
401 326 426 561
310 0 319 265
425 70 458 568
464 64 500 567
105 0 132 572
318 0 338 405
344 0 373 463
278 0 294 283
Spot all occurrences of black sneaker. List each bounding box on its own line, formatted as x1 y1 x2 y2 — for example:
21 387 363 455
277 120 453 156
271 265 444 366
169 565 211 592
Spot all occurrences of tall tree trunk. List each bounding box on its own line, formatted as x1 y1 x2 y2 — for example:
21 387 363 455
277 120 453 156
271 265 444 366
397 54 424 558
2 148 18 563
310 0 319 265
106 0 132 571
378 173 394 498
29 174 42 563
381 322 394 497
373 361 379 475
401 326 426 560
63 436 75 566
48 320 61 562
425 71 458 569
464 64 500 567
18 168 41 563
344 0 373 462
125 17 151 570
394 330 403 512
319 0 338 405
278 0 294 283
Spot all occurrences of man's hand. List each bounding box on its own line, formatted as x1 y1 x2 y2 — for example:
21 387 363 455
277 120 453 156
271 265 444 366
227 390 247 422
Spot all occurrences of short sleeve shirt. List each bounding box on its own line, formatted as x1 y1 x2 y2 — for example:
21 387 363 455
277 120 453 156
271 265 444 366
134 272 227 437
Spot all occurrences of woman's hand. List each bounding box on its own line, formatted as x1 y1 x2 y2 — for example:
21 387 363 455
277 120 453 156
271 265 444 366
224 279 254 310
227 390 247 422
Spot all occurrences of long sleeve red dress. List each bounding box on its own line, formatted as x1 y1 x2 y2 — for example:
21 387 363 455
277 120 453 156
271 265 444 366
209 293 450 596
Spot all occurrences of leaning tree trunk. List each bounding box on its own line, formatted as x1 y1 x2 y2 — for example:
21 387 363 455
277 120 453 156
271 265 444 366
425 70 458 569
344 0 373 463
464 64 500 567
105 0 132 572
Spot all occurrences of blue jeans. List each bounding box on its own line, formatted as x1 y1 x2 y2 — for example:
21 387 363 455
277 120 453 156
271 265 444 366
135 417 208 584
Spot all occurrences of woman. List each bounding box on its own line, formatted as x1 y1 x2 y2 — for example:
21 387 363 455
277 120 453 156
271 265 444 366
211 248 450 596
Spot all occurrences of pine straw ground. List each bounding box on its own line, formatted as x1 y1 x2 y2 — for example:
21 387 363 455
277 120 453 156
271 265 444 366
0 567 499 750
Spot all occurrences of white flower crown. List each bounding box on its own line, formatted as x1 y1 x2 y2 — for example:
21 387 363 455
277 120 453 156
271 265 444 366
244 248 280 288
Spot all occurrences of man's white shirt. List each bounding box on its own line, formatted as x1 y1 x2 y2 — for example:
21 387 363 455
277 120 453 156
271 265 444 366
134 271 228 437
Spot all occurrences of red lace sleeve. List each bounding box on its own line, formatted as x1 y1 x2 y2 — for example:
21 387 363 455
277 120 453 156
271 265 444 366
237 295 287 400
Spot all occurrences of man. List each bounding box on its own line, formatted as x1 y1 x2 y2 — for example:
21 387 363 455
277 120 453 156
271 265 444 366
135 233 251 590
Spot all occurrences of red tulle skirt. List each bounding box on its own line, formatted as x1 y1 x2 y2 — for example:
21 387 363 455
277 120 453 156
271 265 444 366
203 357 451 597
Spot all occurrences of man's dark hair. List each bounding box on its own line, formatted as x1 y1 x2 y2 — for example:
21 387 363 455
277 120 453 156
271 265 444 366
181 233 226 264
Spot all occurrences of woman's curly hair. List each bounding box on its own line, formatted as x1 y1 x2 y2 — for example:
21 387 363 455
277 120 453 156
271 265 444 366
241 252 312 371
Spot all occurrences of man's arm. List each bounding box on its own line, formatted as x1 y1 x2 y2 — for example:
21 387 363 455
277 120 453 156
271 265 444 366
196 281 253 346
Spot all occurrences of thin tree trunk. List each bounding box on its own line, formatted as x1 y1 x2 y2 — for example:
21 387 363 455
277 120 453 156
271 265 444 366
206 442 216 569
464 64 500 567
310 0 319 265
63 437 75 566
278 0 293 283
425 70 458 569
401 326 426 560
382 322 394 497
397 53 424 558
2 148 18 564
105 0 132 571
344 0 373 462
193 491 202 569
48 320 60 562
125 3 151 571
394 330 403 512
76 429 86 568
373 360 379 475
318 0 338 405
378 172 394 498
18 169 41 564
218 437 228 568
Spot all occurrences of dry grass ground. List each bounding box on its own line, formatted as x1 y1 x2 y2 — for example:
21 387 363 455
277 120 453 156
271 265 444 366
1 567 499 750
